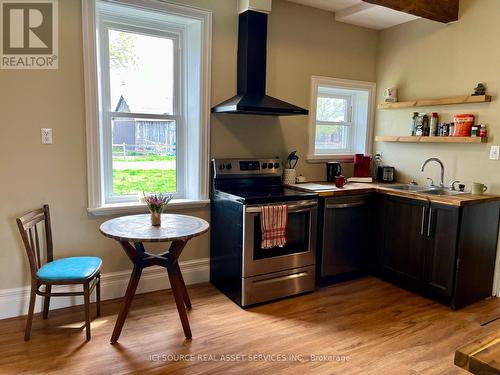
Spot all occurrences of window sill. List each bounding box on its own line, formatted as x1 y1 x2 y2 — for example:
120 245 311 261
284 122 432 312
306 155 355 163
87 199 210 217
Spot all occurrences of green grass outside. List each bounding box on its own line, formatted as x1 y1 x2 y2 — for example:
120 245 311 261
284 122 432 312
112 155 176 162
113 169 176 195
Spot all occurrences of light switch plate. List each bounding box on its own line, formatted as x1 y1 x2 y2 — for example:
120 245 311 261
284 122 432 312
489 145 499 160
41 128 53 144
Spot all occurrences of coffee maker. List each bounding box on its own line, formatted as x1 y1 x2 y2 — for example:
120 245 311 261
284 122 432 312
353 154 372 177
326 162 342 182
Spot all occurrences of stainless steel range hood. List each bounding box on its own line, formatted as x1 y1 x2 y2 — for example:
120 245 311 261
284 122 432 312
211 9 308 116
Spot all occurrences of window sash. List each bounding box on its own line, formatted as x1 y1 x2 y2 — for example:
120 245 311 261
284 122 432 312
314 123 352 154
315 93 354 154
316 120 352 127
97 18 185 203
316 93 352 123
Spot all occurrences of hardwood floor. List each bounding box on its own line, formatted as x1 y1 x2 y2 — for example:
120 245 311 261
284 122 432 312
0 276 499 374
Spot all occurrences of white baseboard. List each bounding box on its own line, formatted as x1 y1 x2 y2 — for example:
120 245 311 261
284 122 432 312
0 258 209 320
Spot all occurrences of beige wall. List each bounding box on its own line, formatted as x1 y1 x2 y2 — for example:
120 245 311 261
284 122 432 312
375 0 500 191
0 0 378 290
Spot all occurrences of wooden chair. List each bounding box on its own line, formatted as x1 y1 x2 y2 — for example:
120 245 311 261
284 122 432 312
16 205 102 341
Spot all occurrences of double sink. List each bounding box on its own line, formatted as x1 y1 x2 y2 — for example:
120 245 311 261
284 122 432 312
386 184 466 196
385 157 467 197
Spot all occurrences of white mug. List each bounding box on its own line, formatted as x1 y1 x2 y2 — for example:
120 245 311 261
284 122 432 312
384 87 397 103
471 182 487 195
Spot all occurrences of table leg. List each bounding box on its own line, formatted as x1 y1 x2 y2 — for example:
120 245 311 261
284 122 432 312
111 265 142 344
167 264 192 339
175 261 191 309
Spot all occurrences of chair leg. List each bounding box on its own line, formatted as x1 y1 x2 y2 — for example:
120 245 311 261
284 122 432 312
42 284 51 319
84 282 91 341
96 274 101 317
24 282 37 341
167 266 192 339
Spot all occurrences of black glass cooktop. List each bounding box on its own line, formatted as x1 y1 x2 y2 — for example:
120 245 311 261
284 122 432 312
215 187 318 204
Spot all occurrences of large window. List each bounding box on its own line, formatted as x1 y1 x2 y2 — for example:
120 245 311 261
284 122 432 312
82 0 211 213
307 77 375 161
103 26 181 202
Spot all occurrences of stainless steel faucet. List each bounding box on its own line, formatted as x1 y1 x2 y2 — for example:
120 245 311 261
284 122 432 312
421 158 445 187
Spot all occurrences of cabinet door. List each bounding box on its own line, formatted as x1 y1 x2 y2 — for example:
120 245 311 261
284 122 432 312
378 196 428 284
423 203 459 296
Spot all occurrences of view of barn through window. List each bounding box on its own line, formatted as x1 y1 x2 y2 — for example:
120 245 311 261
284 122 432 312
108 29 176 196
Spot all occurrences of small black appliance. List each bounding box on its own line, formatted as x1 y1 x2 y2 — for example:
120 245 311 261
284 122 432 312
377 166 395 182
326 162 342 182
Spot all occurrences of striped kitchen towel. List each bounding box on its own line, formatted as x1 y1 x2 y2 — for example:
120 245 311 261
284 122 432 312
260 204 288 249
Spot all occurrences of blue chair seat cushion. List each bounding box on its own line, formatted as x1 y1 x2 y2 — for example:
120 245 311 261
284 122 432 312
37 257 102 281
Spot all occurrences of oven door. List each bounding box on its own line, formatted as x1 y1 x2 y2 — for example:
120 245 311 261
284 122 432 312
243 200 318 277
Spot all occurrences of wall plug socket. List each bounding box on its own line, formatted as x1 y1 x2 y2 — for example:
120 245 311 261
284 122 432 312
41 128 53 144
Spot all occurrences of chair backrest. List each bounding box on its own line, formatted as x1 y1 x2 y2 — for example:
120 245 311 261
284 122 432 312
16 205 53 278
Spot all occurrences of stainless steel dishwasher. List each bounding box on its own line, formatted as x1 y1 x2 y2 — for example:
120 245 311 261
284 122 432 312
319 194 373 281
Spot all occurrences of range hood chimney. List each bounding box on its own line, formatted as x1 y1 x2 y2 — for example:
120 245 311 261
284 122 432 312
211 2 309 116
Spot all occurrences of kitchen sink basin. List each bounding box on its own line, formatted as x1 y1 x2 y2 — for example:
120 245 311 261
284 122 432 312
386 185 467 196
386 184 433 192
421 188 466 196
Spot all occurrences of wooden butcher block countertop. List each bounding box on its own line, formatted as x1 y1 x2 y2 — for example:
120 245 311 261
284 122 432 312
286 182 500 207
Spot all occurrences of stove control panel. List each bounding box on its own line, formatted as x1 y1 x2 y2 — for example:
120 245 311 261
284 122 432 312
213 158 282 177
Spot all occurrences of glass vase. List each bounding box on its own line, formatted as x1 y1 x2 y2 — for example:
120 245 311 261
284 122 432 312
150 210 162 226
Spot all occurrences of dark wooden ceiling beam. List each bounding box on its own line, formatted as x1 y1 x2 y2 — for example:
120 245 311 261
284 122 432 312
362 0 459 23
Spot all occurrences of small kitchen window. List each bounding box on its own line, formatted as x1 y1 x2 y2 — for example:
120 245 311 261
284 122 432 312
307 76 376 162
82 0 212 214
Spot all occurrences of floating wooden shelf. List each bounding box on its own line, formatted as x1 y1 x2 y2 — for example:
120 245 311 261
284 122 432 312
378 95 491 109
375 136 487 143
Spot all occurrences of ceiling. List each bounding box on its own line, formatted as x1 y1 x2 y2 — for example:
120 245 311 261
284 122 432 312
288 0 420 30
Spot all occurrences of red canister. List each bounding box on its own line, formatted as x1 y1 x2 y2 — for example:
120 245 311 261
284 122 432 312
453 114 475 136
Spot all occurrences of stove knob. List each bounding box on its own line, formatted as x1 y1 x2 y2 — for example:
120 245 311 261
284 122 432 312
226 163 232 170
274 162 280 169
261 163 267 169
267 163 274 169
219 163 225 170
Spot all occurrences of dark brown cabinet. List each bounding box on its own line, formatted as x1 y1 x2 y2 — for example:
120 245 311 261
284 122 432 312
378 196 427 285
377 195 499 308
423 203 459 296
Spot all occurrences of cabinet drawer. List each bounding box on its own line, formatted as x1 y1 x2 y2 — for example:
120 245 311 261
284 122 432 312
242 265 315 306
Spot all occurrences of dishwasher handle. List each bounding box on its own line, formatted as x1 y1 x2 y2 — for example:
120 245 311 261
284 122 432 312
325 201 367 209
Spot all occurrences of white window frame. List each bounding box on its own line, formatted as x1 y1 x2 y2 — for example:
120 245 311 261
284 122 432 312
307 76 376 162
315 93 353 155
99 22 184 203
82 0 212 215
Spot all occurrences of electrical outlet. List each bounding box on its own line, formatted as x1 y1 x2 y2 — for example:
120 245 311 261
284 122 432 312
489 145 499 160
41 128 53 144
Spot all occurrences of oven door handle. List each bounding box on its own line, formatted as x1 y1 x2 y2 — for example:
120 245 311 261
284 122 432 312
252 272 309 285
245 201 317 214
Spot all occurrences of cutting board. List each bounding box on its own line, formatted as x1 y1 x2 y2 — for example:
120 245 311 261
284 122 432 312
288 183 337 192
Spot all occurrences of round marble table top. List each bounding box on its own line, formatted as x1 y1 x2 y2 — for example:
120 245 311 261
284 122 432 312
100 214 210 243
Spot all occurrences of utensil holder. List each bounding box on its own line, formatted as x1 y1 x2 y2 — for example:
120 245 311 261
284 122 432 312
283 169 297 185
